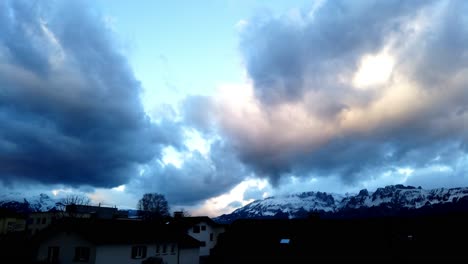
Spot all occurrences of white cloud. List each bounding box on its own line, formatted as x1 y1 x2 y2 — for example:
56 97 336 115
352 49 395 89
235 19 248 31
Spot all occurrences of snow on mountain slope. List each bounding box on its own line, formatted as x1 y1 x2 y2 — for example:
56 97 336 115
215 185 468 223
219 191 345 221
342 185 468 209
0 192 58 212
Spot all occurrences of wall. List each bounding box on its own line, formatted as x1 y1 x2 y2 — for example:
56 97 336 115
179 248 199 264
188 221 225 256
0 217 26 234
95 244 183 264
28 212 92 235
36 232 199 264
36 232 96 264
28 212 55 234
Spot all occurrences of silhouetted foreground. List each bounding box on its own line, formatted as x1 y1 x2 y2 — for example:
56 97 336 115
0 208 228 264
210 212 468 263
2 211 468 263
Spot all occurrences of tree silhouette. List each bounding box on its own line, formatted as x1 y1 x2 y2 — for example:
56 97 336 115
137 193 170 220
55 194 91 218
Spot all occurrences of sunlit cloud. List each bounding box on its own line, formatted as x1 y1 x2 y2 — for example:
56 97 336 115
191 178 269 217
353 49 395 89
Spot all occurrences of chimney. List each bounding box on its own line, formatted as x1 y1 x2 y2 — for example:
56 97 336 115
174 211 184 219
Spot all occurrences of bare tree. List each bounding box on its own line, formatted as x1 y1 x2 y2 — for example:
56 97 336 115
55 194 91 218
175 208 191 217
137 193 170 220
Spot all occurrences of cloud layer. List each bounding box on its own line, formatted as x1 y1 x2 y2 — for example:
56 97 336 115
3 0 468 210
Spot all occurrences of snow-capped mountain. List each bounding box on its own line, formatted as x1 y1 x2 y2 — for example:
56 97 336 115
215 185 468 223
0 193 58 213
217 191 344 223
341 185 468 209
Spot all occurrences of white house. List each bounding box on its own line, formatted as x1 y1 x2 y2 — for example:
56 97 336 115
35 219 200 264
171 215 225 257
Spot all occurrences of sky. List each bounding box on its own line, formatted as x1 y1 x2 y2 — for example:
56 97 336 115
1 0 468 216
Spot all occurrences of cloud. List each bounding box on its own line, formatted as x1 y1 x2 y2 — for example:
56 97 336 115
182 95 216 134
0 0 182 188
206 0 468 187
240 0 432 105
227 201 242 208
243 186 265 201
129 140 247 205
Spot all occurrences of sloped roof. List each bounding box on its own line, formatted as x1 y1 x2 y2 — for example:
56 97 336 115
36 218 200 248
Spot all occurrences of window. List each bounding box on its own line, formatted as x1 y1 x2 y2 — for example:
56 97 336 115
162 244 167 254
170 244 176 254
42 217 47 224
131 246 147 259
201 225 206 231
193 225 200 233
36 218 41 224
210 233 214 242
156 244 160 254
74 247 90 262
6 221 14 232
47 246 59 263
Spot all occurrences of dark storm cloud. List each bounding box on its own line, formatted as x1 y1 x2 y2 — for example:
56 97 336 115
212 0 468 186
131 140 246 205
0 0 182 187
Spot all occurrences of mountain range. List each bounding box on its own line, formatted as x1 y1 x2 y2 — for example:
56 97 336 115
0 192 58 213
215 184 468 223
2 184 468 221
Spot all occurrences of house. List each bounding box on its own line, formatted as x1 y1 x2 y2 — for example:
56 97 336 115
0 208 26 234
65 204 118 219
28 204 116 235
170 213 225 259
34 219 201 264
27 210 63 235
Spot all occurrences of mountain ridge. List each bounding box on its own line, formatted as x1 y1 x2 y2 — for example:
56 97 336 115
215 184 468 223
0 193 58 213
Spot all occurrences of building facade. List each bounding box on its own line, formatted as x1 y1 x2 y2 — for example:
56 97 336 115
35 219 200 264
